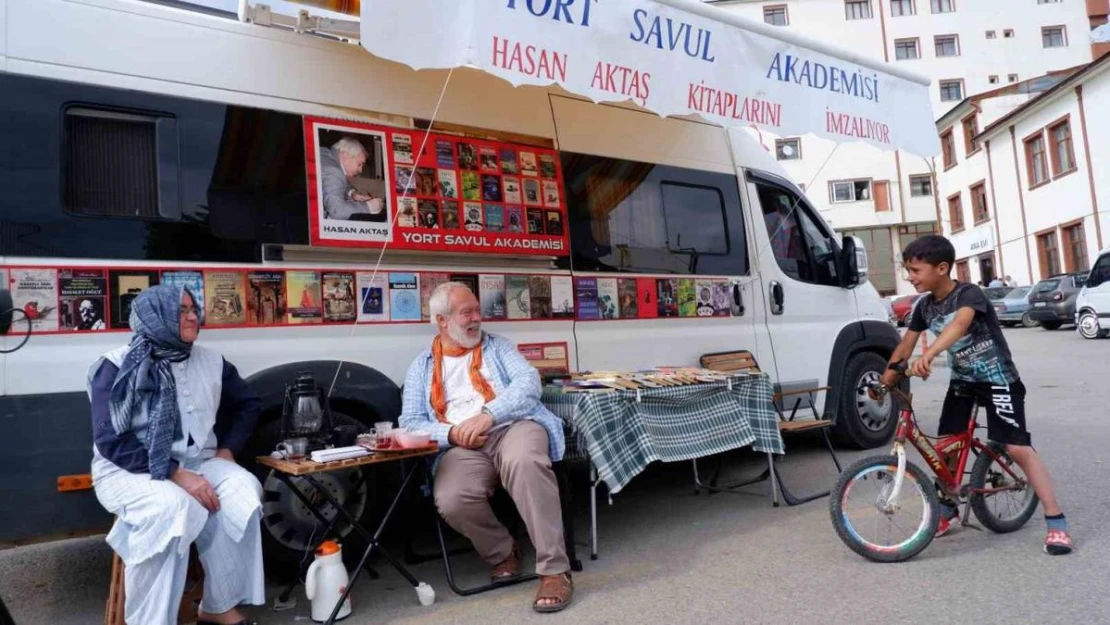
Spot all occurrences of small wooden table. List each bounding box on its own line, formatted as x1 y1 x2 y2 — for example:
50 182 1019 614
256 443 440 625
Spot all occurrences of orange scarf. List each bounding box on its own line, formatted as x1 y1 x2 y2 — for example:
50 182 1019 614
430 335 496 423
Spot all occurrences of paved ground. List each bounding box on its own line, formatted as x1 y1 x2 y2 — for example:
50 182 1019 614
3 326 1108 625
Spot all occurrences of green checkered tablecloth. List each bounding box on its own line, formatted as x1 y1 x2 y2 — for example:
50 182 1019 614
543 375 784 494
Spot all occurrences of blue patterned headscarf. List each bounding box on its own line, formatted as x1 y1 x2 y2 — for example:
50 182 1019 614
109 285 194 480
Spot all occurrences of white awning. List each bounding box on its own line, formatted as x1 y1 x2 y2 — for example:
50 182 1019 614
359 0 940 156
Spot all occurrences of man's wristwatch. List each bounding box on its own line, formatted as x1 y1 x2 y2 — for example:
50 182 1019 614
346 187 356 200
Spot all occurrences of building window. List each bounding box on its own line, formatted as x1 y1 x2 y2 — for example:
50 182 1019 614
1063 222 1089 272
1048 118 1076 176
909 174 933 197
845 0 873 20
935 35 960 57
940 79 963 102
1025 132 1049 187
961 114 980 155
1042 26 1067 48
948 193 964 232
1008 74 1019 83
898 224 936 260
986 30 996 39
955 259 971 283
830 179 873 203
1038 231 1061 277
891 0 915 16
931 0 954 13
894 38 920 60
775 138 802 160
941 129 957 169
989 75 999 84
1003 29 1014 38
764 5 788 26
971 182 989 224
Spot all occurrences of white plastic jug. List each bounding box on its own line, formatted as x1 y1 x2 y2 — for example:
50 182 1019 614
305 540 352 622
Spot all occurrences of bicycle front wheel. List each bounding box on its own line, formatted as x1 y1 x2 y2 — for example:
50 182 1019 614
830 455 940 562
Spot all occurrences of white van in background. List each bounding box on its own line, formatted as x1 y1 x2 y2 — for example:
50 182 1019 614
1075 247 1110 339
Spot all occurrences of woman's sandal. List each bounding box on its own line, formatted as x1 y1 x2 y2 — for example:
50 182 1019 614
532 572 573 614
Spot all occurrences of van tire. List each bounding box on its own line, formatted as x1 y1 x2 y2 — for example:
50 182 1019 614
1078 311 1107 339
834 352 898 449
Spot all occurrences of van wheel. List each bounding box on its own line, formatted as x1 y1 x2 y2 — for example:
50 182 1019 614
834 352 899 449
1078 312 1107 339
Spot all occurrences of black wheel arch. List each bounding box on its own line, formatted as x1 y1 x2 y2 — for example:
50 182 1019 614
824 320 901 420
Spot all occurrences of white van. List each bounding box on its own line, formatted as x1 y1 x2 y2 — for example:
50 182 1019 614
0 0 902 566
1075 246 1110 339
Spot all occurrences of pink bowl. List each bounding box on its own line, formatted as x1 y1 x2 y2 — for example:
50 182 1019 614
395 430 432 449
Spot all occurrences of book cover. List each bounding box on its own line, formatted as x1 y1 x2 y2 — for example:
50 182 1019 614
656 278 678 317
485 204 505 232
356 272 389 323
713 281 733 317
542 180 561 207
463 202 484 231
438 169 458 198
442 200 461 230
519 151 538 176
322 271 357 323
539 153 557 179
11 268 58 332
414 167 437 197
597 278 619 319
436 139 455 168
109 269 160 329
457 142 478 170
526 209 544 235
394 165 415 195
397 197 418 227
479 274 507 320
481 174 503 202
461 171 481 201
449 273 480 301
506 206 525 233
58 268 107 331
529 275 552 319
479 146 499 172
418 199 440 228
499 147 518 174
247 271 286 326
160 270 205 324
286 271 323 324
677 278 696 317
638 277 659 319
392 132 413 165
695 279 715 317
551 276 575 318
502 176 522 205
575 277 599 320
203 271 246 326
420 272 450 321
545 210 564 236
506 275 531 319
618 278 639 319
523 178 542 206
389 272 421 321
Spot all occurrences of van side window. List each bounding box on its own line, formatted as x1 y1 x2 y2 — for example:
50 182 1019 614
561 152 748 275
1086 257 1110 287
757 183 840 286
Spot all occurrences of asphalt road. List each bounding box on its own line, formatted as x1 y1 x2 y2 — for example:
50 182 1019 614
3 326 1108 625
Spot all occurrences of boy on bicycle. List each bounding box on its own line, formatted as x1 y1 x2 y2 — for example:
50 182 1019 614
878 235 1072 555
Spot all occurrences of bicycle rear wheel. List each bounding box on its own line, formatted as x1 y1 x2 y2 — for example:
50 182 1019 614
830 455 940 562
969 444 1039 533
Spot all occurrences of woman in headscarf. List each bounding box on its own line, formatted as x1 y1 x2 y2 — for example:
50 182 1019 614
88 285 265 625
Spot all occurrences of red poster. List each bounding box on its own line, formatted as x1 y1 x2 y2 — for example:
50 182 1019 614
636 278 659 319
306 116 570 257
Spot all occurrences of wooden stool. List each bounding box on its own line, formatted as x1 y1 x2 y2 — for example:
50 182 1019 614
105 548 204 625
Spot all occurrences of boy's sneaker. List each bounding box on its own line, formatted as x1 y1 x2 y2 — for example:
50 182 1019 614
1044 530 1073 555
935 507 960 538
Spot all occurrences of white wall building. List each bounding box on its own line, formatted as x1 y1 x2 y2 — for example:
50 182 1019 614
708 0 1099 294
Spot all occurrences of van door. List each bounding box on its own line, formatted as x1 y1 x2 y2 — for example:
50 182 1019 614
1080 253 1110 337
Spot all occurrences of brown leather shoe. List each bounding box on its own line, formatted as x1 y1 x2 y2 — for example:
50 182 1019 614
532 572 573 613
490 543 522 582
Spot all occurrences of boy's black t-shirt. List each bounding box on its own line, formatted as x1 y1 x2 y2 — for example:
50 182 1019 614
908 282 1020 385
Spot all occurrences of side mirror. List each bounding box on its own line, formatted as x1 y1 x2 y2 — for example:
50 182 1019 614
0 289 12 335
840 236 869 288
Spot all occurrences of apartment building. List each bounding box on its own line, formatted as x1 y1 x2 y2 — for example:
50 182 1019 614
708 0 1098 294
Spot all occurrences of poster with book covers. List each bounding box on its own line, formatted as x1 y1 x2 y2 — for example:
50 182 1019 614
485 205 504 232
499 148 518 174
436 140 455 168
551 276 574 318
638 278 659 319
461 171 481 201
58 269 107 331
414 167 437 197
657 278 678 318
479 274 507 320
713 281 732 317
545 211 564 236
286 271 323 324
356 272 390 323
204 271 247 326
597 278 619 320
161 271 204 324
110 269 160 329
420 272 450 321
395 166 415 195
442 201 461 230
438 170 458 199
506 275 531 319
503 177 522 205
481 174 502 202
418 200 440 229
523 179 542 206
527 209 544 235
575 277 599 320
247 271 286 326
11 268 58 332
457 142 478 170
463 203 484 231
529 275 552 319
322 271 357 323
695 279 715 317
480 146 499 172
539 153 557 179
519 151 538 176
450 273 480 302
389 273 421 321
506 207 525 233
677 279 696 317
392 132 413 165
305 118 391 247
618 278 638 319
397 198 419 227
542 180 561 208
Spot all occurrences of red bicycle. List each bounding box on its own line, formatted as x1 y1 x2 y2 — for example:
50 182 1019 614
830 362 1039 562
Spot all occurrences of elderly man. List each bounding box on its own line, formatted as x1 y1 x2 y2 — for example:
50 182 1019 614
399 282 574 613
89 285 264 625
320 136 385 221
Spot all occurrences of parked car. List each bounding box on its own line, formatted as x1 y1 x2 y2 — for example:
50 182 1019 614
1074 247 1110 339
993 286 1037 328
891 294 920 326
1027 272 1089 330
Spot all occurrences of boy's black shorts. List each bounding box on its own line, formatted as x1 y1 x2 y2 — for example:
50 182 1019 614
939 380 1031 446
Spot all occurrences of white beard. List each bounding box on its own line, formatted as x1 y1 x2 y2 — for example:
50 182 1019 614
448 321 482 349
